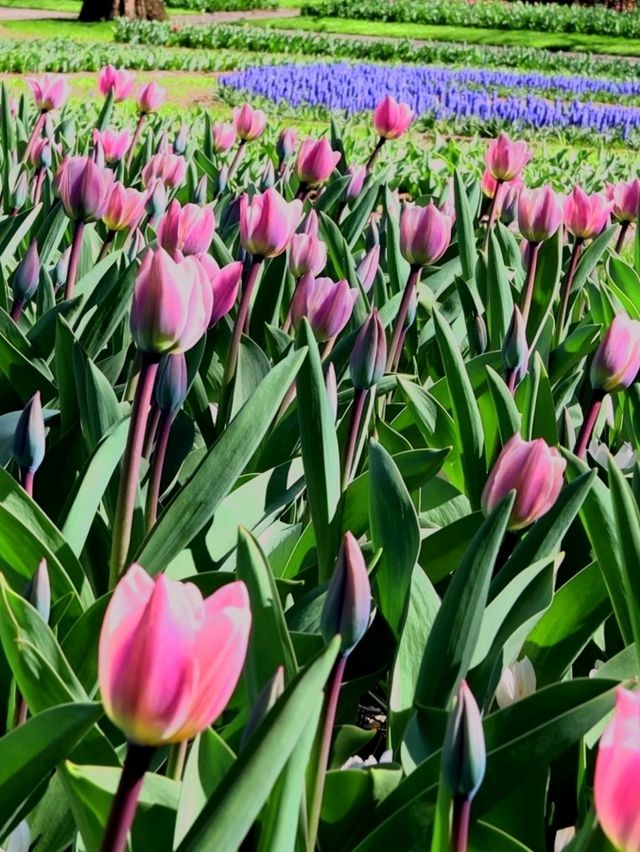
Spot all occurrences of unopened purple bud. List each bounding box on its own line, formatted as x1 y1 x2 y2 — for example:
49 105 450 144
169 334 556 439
260 160 276 191
128 228 146 263
43 114 55 139
173 124 188 156
155 353 188 413
13 392 46 474
502 305 528 384
321 532 371 655
242 666 285 747
12 242 40 303
216 165 229 197
194 175 207 206
350 310 387 389
474 314 488 355
24 558 50 624
145 178 167 228
276 128 297 164
301 209 319 238
442 680 486 801
365 219 380 250
346 164 367 201
11 172 29 211
356 245 380 293
326 362 338 424
52 246 71 290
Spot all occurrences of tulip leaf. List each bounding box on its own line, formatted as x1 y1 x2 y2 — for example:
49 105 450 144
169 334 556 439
453 170 477 284
384 185 410 297
486 231 513 348
485 366 520 448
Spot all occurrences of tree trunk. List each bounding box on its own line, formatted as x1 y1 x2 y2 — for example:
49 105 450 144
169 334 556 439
78 0 168 21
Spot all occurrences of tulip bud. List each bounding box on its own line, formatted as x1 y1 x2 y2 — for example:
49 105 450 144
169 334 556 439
400 202 452 268
517 186 563 243
502 306 528 386
276 128 297 164
145 178 168 230
373 95 414 140
233 103 267 142
607 178 640 223
442 681 486 801
289 233 327 278
24 558 51 624
473 313 488 355
52 246 71 290
239 188 302 259
591 312 640 393
260 159 276 191
346 164 367 201
485 132 531 182
594 687 640 852
564 186 612 240
499 180 522 225
365 218 380 250
128 228 146 263
12 241 40 304
155 353 188 413
11 172 29 212
356 244 380 293
495 657 536 708
211 122 236 154
325 362 338 424
194 175 207 205
141 152 187 190
290 275 358 342
55 156 114 223
136 81 166 114
242 667 285 747
481 433 566 530
98 66 136 102
13 392 46 475
301 209 319 238
93 128 131 165
26 74 70 112
173 124 188 156
215 165 229 197
350 310 387 390
321 532 371 655
295 138 341 188
103 184 146 233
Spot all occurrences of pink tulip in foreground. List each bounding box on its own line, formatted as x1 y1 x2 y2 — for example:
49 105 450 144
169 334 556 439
157 199 215 257
517 185 563 243
481 433 566 530
485 132 531 182
232 103 267 141
289 232 327 278
102 184 146 233
290 274 358 341
211 121 237 154
373 95 414 140
93 128 131 165
26 74 70 112
399 202 452 268
136 81 166 114
239 188 302 258
295 138 341 188
98 65 135 102
594 688 640 852
195 253 243 326
591 312 640 394
141 152 187 189
564 186 612 240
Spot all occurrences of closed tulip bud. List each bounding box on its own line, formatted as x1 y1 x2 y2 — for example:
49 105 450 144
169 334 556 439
24 558 51 624
291 274 358 342
13 392 45 475
194 175 207 205
564 186 612 240
495 657 536 708
365 218 380 250
26 74 70 112
594 687 640 852
145 178 168 227
211 122 236 154
321 532 371 655
517 186 563 243
98 66 135 102
502 305 528 384
141 152 187 190
131 249 212 355
373 95 414 140
55 155 114 222
195 254 243 326
11 172 29 212
473 314 488 354
158 199 215 258
400 202 452 268
607 178 640 223
346 164 367 201
260 159 276 191
242 667 285 747
155 353 188 413
485 132 531 182
215 165 229 197
99 565 251 745
52 246 71 290
442 681 486 801
295 138 341 188
277 128 297 164
356 244 380 293
136 81 166 115
92 128 131 165
12 241 40 303
301 208 319 238
499 180 522 225
482 433 566 530
591 312 640 393
232 103 267 142
326 362 338 423
289 232 327 278
350 310 386 389
240 188 302 259
128 228 146 262
103 184 146 232
30 137 54 169
173 123 188 155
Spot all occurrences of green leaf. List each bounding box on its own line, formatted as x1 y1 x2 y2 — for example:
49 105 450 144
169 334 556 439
485 366 520 447
486 232 513 348
453 170 477 283
572 225 616 293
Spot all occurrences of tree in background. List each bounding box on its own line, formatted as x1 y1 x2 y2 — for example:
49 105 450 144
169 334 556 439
79 0 168 21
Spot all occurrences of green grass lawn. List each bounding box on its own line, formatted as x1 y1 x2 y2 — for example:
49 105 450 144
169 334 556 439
252 14 640 55
0 18 115 39
0 0 202 13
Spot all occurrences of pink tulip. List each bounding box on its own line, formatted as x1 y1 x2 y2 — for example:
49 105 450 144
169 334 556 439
481 433 566 530
141 152 187 189
517 186 563 243
211 122 237 154
564 186 612 240
485 132 531 182
481 169 499 199
102 183 146 233
500 180 523 225
591 312 640 393
301 209 319 239
26 74 70 112
29 137 56 169
136 81 166 114
373 95 414 140
195 253 243 326
357 244 380 293
346 164 367 201
607 178 640 223
157 199 215 257
97 65 136 102
290 274 358 341
232 103 267 142
55 155 114 222
289 232 327 278
92 128 131 165
594 687 640 852
295 138 341 188
400 202 452 267
99 564 251 745
131 248 213 354
240 188 302 258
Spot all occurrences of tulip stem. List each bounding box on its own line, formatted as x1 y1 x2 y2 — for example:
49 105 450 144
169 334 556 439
166 740 188 782
387 265 421 370
22 111 45 164
217 257 263 432
126 114 146 171
483 180 503 250
520 240 542 328
13 693 28 727
97 230 116 263
575 391 604 460
307 654 347 852
33 167 45 206
10 298 24 323
506 369 517 395
226 139 246 187
451 796 472 852
342 388 367 491
556 237 583 345
66 220 85 301
365 137 385 173
142 402 161 460
145 409 173 532
615 221 630 254
109 353 160 589
100 743 154 852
